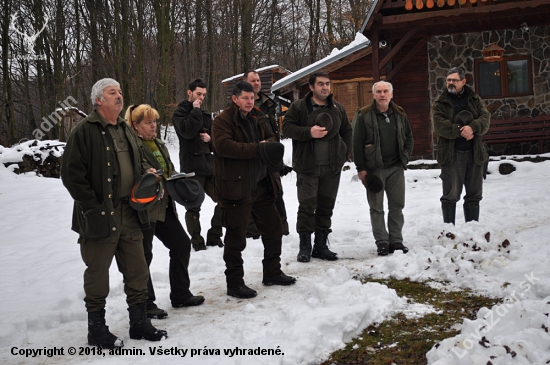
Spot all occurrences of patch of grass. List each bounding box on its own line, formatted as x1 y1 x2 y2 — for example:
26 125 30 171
319 278 499 365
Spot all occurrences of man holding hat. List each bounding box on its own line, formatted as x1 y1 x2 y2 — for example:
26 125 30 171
61 79 167 349
212 81 296 299
352 81 413 256
243 70 291 238
432 67 490 224
282 71 353 263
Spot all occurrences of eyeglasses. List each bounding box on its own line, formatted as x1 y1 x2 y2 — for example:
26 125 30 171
446 78 462 84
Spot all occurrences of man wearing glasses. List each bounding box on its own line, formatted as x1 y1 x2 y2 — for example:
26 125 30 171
352 80 414 256
432 68 491 225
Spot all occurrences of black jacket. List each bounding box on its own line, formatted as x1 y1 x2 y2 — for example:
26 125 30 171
172 100 214 175
282 92 352 175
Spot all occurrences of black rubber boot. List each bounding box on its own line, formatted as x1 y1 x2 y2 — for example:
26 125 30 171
442 203 456 225
297 232 312 262
311 230 338 261
128 303 168 341
88 310 123 349
464 202 480 222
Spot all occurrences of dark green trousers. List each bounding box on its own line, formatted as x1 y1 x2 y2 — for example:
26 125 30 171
296 166 342 233
79 201 149 312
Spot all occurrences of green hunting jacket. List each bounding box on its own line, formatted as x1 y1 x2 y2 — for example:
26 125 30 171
432 86 491 166
136 137 178 223
61 110 150 239
352 100 413 172
282 92 352 175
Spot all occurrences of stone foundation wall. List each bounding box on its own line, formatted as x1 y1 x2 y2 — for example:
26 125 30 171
428 26 550 155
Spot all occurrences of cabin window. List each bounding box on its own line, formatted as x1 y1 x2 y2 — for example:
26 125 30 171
475 56 532 98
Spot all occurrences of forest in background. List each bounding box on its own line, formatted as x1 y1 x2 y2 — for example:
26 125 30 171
1 0 373 145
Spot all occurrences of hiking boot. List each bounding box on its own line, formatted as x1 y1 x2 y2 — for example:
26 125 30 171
87 309 123 349
311 230 338 261
192 241 206 251
146 303 168 319
377 242 389 256
206 240 223 247
297 232 312 262
128 303 168 342
262 273 297 286
171 295 205 308
227 284 257 299
389 242 409 254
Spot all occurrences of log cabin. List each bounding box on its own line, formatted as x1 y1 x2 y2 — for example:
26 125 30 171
272 0 550 158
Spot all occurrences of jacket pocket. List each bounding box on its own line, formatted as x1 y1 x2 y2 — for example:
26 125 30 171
219 175 243 201
79 202 110 239
363 144 377 170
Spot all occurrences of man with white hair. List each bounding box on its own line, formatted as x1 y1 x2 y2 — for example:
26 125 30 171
61 78 167 349
352 81 414 256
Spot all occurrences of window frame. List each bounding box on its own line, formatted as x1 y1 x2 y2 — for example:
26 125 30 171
474 55 533 99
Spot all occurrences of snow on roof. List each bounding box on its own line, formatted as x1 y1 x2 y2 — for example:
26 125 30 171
221 65 292 84
271 33 370 92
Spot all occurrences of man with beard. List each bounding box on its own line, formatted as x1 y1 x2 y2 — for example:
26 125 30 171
282 71 352 263
432 68 491 224
173 78 223 250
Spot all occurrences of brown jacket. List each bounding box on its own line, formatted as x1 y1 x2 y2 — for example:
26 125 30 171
212 103 281 204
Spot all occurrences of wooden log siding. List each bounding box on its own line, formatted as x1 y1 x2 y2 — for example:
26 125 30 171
483 115 550 153
403 0 488 11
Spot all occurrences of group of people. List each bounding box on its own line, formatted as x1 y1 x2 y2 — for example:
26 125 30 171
60 66 490 350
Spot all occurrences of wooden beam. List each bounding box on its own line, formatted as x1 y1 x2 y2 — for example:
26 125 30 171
379 26 420 70
386 36 430 81
380 0 550 28
372 31 380 82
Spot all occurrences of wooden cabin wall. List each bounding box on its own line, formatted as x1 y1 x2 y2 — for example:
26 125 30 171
391 39 433 159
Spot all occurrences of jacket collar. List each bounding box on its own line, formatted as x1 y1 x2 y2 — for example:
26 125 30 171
87 109 126 128
257 91 276 108
305 91 335 114
439 84 475 104
362 99 405 117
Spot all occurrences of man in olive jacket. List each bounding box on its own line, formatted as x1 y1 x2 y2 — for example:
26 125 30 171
432 68 490 224
352 81 413 256
282 71 352 263
212 81 296 300
61 78 167 349
173 78 223 250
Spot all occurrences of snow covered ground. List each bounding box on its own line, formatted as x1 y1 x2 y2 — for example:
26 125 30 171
0 131 549 365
